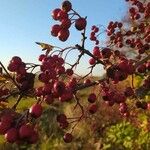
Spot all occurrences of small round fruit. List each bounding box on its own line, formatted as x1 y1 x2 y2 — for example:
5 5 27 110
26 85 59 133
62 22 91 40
75 18 87 31
29 104 43 118
51 24 61 37
88 93 97 103
58 29 70 41
19 124 33 138
56 114 67 123
51 8 61 20
62 1 72 12
88 104 98 114
5 128 18 143
63 133 73 143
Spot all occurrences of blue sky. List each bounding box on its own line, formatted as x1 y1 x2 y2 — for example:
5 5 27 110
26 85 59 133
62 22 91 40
0 0 127 75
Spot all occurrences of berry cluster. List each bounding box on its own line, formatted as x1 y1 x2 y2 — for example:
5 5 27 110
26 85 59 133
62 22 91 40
0 110 39 144
51 1 87 41
90 25 100 45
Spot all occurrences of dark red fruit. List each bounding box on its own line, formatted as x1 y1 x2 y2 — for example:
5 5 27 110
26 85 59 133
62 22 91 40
5 128 18 143
53 81 65 96
61 19 71 29
88 104 98 114
58 29 70 41
57 10 68 21
51 8 61 20
51 24 61 37
29 104 43 118
44 95 54 105
89 58 96 65
19 124 33 138
57 114 67 123
75 18 87 31
62 1 72 12
63 133 73 143
0 121 11 135
88 93 97 103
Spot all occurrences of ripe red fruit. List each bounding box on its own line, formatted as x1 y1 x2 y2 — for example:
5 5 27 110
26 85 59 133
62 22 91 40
62 1 72 12
44 95 54 105
11 56 22 65
58 29 70 41
84 79 91 85
19 124 33 138
146 62 150 71
118 60 128 72
63 133 73 143
0 121 11 135
57 10 68 21
53 81 65 96
66 68 73 76
88 104 98 114
51 24 61 37
57 114 67 123
51 8 61 20
59 121 69 129
59 89 73 102
89 58 96 65
5 128 18 143
29 104 43 118
61 19 71 29
1 114 13 125
38 54 46 61
93 46 100 57
137 64 146 73
101 48 112 58
75 18 87 31
88 93 97 103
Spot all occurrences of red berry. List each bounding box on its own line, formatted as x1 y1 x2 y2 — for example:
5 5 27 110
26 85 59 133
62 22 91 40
63 133 73 143
29 104 43 118
58 29 70 41
57 10 68 21
38 54 46 61
62 1 72 12
0 121 11 135
57 114 67 123
51 24 61 37
89 58 96 65
75 18 87 31
51 8 61 20
5 128 18 143
19 124 33 138
88 104 98 114
93 46 100 57
88 93 97 103
66 69 73 76
11 56 22 65
61 19 71 29
44 95 54 105
137 64 146 73
53 81 65 96
101 48 112 58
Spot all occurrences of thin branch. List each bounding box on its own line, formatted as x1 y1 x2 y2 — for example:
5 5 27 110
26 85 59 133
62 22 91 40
0 62 20 90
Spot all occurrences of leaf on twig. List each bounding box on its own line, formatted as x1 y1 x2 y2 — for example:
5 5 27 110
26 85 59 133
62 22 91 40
36 42 54 55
